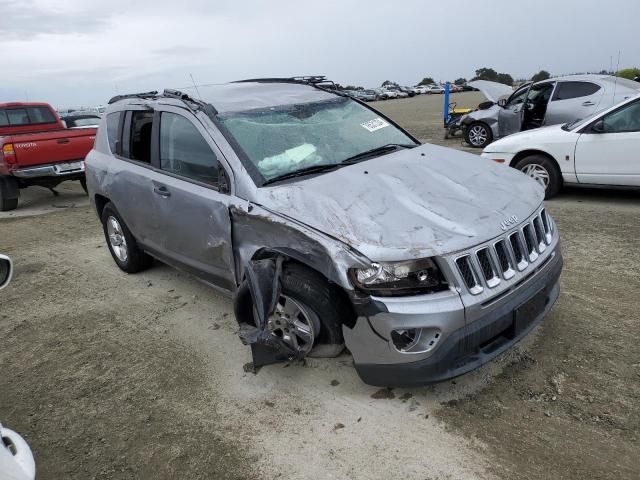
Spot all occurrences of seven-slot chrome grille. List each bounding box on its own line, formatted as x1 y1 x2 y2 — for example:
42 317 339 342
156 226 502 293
454 209 555 295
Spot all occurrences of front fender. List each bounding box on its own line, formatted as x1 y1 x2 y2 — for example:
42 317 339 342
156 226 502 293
230 203 371 290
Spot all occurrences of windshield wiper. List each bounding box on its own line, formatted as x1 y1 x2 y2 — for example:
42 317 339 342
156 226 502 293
340 143 418 165
261 163 342 186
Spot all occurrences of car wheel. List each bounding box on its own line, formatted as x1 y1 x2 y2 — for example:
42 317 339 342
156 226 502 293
235 262 349 357
101 202 153 273
80 177 88 194
0 177 18 212
465 122 493 148
514 155 562 199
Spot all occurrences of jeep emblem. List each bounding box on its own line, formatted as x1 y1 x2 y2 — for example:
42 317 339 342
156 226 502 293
500 215 518 231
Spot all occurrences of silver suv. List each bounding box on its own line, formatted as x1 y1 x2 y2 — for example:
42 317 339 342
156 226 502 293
86 78 562 386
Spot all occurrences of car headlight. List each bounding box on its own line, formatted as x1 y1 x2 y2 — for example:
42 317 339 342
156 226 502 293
349 258 448 297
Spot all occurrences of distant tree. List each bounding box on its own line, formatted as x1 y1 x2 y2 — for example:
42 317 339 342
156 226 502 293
454 78 467 85
472 68 499 81
531 70 551 82
381 80 398 87
417 77 435 86
496 73 514 86
616 67 640 80
472 68 513 86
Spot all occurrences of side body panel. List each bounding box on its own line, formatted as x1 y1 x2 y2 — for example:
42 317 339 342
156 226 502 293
575 131 640 185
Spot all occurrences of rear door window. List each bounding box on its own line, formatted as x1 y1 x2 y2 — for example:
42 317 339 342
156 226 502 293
125 111 153 163
552 81 601 101
159 112 221 186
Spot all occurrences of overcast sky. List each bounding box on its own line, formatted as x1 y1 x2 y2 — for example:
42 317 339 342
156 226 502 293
1 0 638 108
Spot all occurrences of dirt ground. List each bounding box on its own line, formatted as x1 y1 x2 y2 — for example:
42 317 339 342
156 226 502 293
1 92 638 480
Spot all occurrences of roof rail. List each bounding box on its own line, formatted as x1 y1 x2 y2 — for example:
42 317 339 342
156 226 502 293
107 91 158 105
234 76 337 90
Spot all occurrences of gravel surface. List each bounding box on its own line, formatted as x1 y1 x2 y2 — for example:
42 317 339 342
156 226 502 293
1 92 638 480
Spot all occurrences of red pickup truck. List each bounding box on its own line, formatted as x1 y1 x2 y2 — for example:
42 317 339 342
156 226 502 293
0 102 97 211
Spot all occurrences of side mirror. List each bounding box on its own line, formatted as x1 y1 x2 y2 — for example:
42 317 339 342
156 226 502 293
0 254 13 290
497 98 507 107
591 120 606 133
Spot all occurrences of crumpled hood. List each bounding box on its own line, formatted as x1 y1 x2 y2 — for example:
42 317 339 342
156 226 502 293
253 144 544 261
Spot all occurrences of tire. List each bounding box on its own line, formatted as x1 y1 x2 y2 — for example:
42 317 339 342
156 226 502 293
235 262 350 355
101 202 153 273
80 177 88 194
0 177 19 212
464 122 493 148
514 155 562 199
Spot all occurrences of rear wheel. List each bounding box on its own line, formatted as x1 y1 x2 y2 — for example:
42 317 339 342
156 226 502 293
514 155 562 199
101 203 153 273
465 122 493 148
0 177 19 212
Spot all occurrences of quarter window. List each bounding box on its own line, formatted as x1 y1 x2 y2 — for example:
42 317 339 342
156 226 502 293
552 81 601 101
106 112 121 154
159 112 221 186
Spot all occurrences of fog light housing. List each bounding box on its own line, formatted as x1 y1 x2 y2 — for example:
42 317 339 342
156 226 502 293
390 327 442 354
390 329 420 352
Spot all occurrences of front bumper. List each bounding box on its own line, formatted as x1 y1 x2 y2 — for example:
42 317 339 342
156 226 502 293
346 246 562 387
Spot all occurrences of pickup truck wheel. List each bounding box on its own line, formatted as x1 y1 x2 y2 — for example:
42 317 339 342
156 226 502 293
101 203 152 273
235 262 347 357
465 122 493 148
514 155 561 199
0 177 19 212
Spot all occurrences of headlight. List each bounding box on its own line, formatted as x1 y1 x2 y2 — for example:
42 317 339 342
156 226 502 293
349 258 448 297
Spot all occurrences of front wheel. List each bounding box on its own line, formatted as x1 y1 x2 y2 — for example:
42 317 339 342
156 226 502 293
464 122 493 148
235 262 350 357
514 155 562 199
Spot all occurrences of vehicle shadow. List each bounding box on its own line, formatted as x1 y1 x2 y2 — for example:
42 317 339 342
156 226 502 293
0 182 89 219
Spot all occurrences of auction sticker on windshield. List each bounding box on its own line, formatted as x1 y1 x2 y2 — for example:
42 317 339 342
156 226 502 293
361 118 390 132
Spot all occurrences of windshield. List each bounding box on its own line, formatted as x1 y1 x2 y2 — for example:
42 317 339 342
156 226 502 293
219 97 416 184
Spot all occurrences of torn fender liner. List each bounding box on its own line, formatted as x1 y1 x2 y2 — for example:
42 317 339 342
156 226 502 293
235 256 305 368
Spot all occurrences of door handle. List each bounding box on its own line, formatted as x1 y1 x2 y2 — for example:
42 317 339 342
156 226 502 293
582 101 595 106
57 138 70 144
153 185 171 197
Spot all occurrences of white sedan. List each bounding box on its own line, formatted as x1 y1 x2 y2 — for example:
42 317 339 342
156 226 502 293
482 94 640 198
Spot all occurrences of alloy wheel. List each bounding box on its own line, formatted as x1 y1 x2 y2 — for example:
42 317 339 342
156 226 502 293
107 216 128 263
267 295 317 354
468 125 488 146
521 163 550 189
